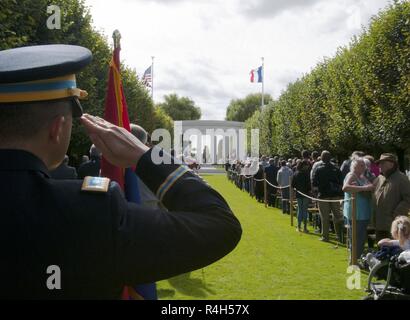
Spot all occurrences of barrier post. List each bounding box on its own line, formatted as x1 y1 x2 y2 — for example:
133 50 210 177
350 194 357 266
289 175 294 227
263 173 268 208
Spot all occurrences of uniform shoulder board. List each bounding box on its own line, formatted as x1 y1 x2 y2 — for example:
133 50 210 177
81 176 110 193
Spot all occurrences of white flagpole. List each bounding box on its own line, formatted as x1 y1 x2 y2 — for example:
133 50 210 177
261 56 264 108
151 56 154 101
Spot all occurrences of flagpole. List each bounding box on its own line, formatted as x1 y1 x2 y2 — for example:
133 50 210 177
151 56 154 101
113 29 121 50
261 56 264 108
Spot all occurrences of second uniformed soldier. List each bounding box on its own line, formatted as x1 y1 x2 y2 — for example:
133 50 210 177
0 44 242 299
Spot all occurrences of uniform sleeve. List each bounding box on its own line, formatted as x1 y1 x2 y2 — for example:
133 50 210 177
112 148 242 285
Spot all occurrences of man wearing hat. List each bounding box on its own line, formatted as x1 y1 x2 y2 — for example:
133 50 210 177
0 45 241 299
374 153 410 241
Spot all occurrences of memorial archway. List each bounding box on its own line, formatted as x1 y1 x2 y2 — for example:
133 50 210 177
175 120 245 164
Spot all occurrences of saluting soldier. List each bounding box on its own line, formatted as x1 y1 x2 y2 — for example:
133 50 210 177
0 44 241 299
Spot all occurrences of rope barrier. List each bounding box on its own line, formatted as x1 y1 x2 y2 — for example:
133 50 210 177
227 170 352 204
227 167 357 262
228 170 289 188
295 190 352 203
264 179 290 189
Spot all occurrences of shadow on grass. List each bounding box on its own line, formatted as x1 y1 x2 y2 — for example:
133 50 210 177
157 288 176 299
301 230 348 248
167 272 216 298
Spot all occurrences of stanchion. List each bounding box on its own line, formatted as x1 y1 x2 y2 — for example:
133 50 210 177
350 193 357 265
263 173 268 208
289 175 294 227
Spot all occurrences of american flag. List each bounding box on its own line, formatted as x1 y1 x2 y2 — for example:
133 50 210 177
142 65 152 87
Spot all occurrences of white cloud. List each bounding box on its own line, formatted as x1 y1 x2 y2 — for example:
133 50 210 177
85 0 391 120
241 0 324 18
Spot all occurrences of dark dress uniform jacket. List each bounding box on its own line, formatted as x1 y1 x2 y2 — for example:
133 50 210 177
0 149 241 299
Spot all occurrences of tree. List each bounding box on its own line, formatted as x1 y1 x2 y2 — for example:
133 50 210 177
245 103 275 156
255 0 410 166
226 93 272 122
158 94 201 120
152 107 174 133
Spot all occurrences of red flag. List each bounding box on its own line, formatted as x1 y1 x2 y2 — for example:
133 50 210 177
101 35 157 300
101 45 131 189
101 39 135 300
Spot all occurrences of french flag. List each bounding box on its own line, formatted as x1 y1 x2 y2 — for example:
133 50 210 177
250 66 263 83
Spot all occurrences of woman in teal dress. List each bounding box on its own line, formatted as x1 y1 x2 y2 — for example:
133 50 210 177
343 158 375 260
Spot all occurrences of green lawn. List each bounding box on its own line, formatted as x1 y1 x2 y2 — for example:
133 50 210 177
157 174 367 300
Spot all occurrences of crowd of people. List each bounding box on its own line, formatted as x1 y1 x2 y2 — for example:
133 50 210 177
227 150 410 262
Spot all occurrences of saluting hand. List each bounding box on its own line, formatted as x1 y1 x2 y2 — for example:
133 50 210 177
80 114 149 168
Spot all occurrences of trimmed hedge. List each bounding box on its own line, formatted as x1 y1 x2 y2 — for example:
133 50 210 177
246 0 410 165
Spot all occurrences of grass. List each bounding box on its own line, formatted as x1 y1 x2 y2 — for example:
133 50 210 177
157 174 367 300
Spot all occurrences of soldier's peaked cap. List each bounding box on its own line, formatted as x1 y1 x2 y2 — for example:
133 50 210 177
0 44 93 117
